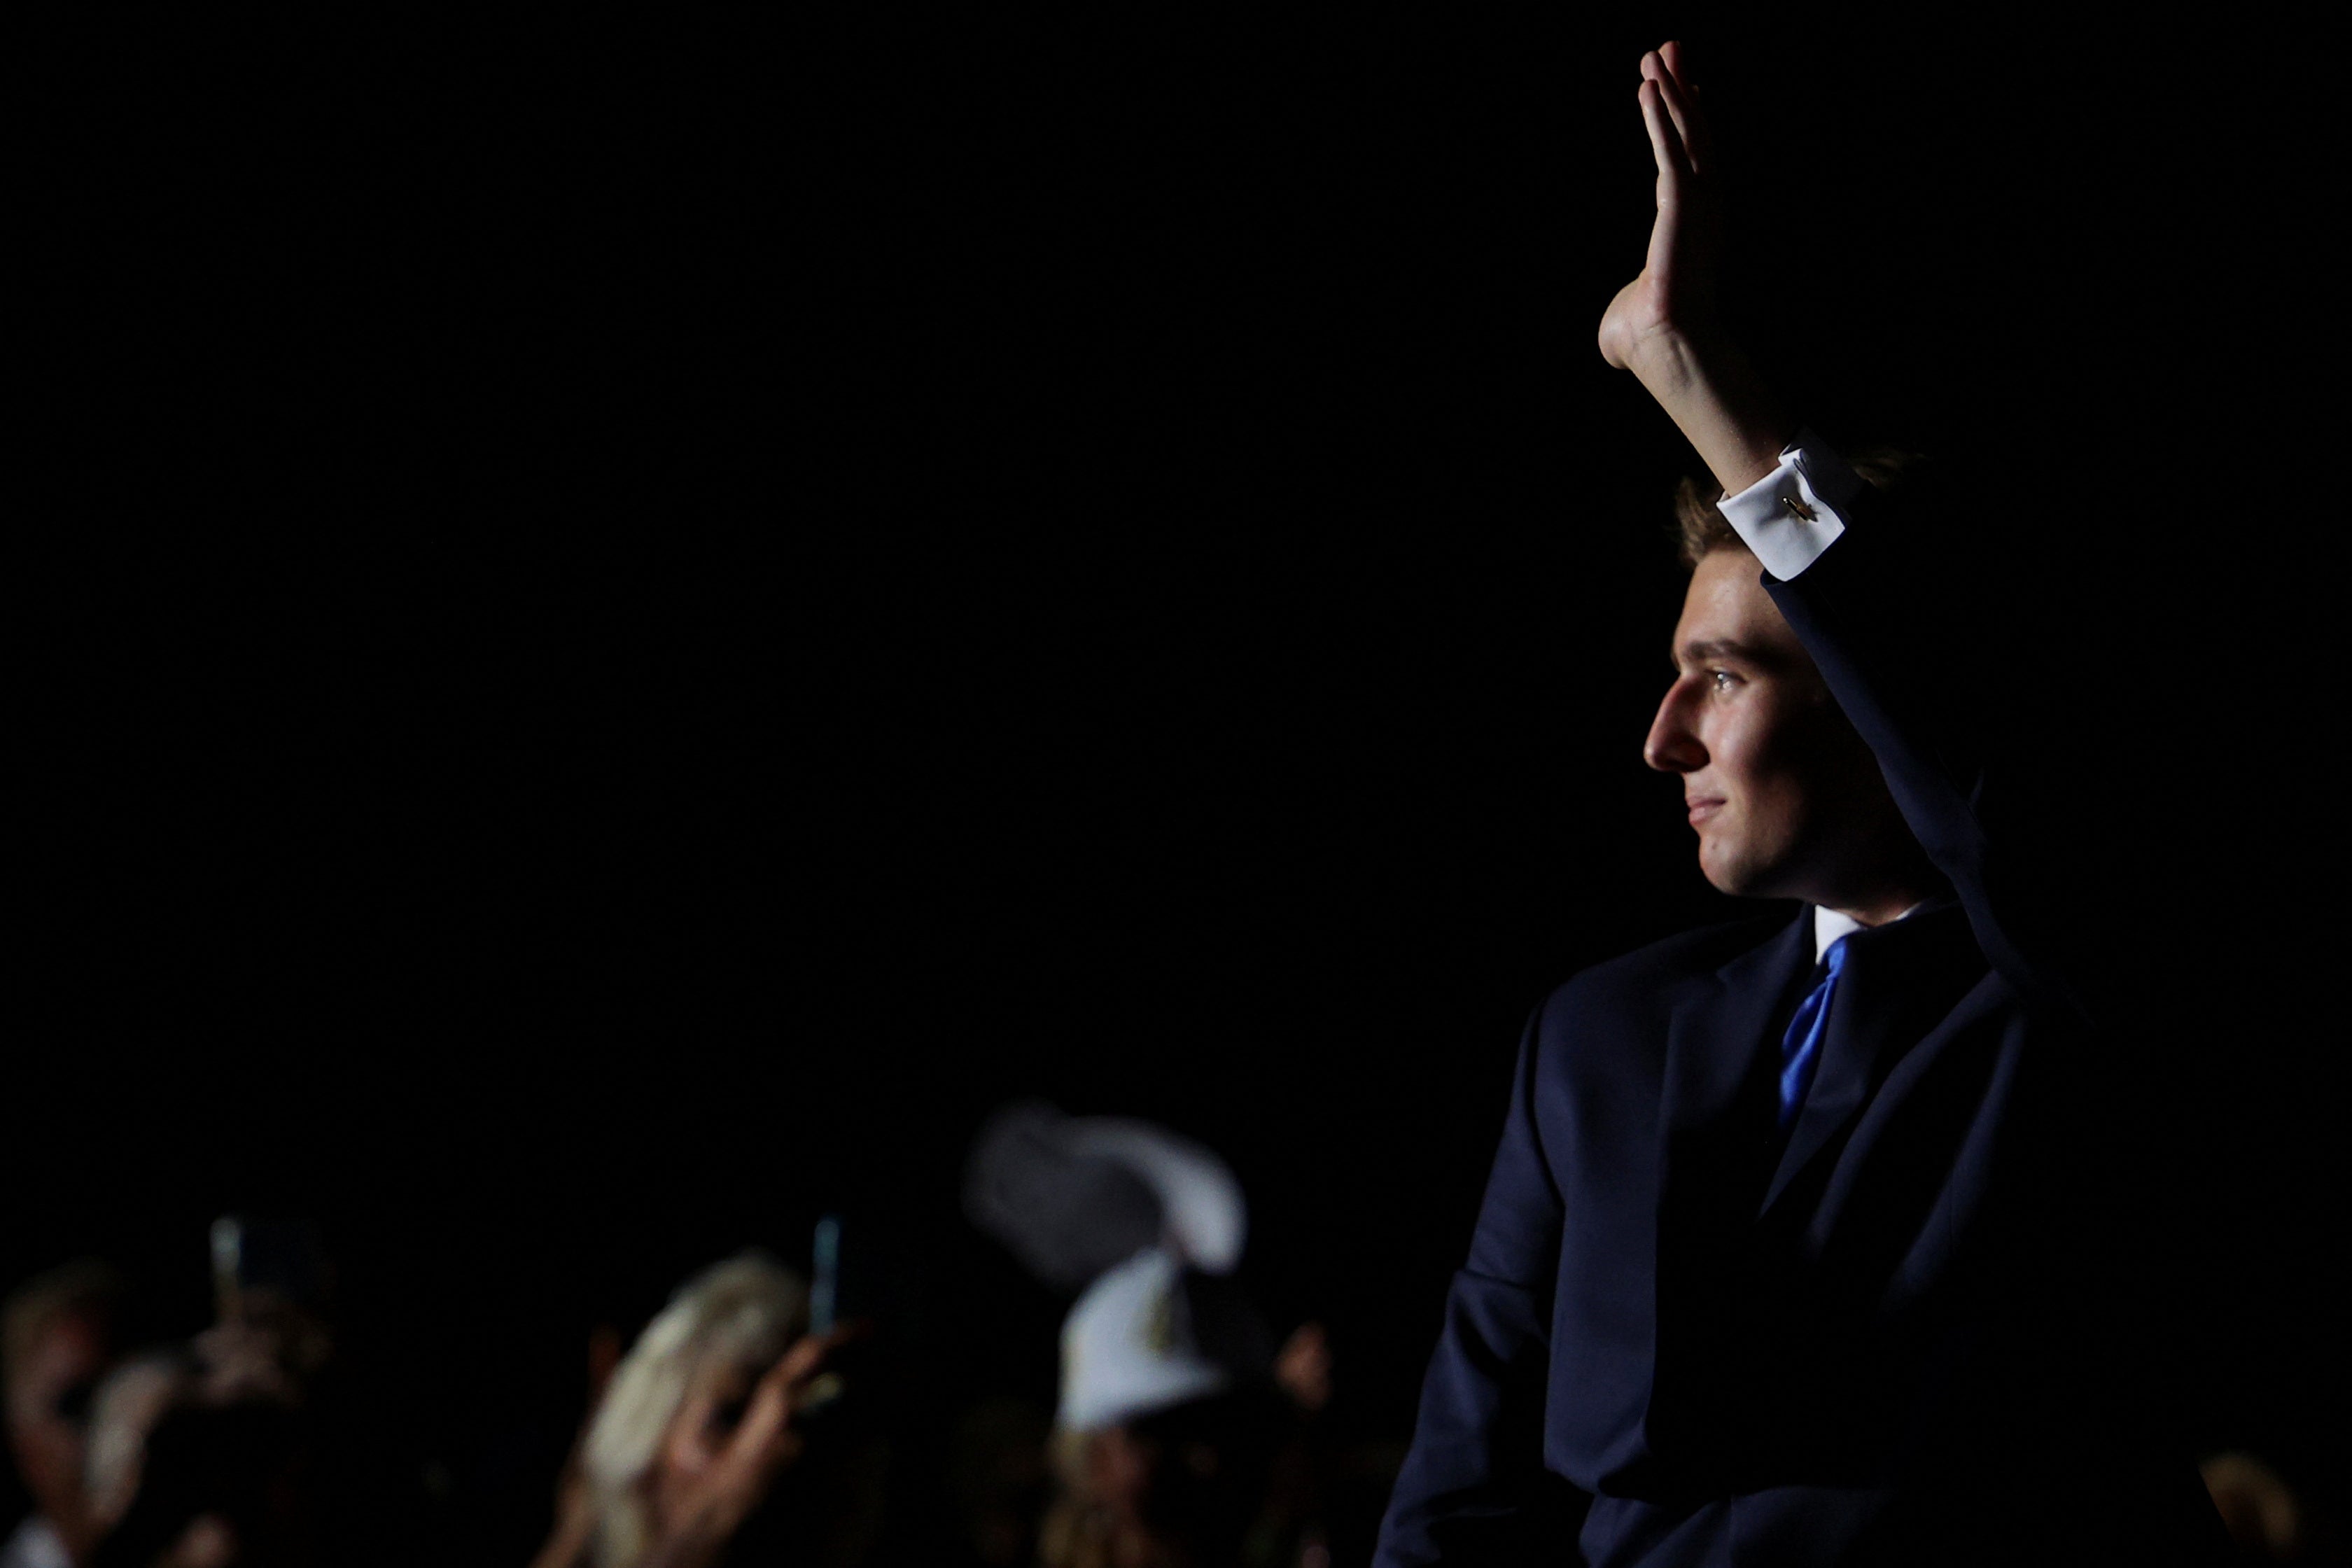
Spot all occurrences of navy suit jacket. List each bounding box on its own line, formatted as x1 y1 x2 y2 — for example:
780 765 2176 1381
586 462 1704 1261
1375 487 2230 1565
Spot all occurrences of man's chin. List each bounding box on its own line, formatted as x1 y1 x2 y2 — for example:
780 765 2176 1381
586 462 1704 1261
1698 846 1786 902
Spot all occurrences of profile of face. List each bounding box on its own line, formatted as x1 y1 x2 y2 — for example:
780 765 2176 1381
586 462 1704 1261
1643 549 1903 904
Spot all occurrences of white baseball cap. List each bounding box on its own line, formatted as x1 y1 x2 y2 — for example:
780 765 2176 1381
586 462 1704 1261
1058 1247 1240 1432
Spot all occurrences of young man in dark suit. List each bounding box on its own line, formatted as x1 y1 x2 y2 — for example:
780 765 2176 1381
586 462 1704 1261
1373 43 2232 1566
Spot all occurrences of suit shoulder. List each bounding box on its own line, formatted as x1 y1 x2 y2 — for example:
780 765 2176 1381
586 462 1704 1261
1538 909 1795 1025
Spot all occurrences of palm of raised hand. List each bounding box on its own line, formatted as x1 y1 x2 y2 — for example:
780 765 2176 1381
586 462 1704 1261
1597 43 1718 370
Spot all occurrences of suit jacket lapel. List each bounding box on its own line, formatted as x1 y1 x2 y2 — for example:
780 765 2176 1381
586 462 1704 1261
1657 909 1813 1154
1644 906 1812 1457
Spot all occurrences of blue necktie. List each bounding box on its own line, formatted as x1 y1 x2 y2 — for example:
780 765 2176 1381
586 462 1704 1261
1778 934 1850 1127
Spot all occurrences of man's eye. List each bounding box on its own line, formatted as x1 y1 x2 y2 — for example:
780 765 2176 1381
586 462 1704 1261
1709 669 1738 694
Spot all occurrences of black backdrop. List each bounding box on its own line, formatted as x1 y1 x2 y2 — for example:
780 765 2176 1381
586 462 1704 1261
15 13 2343 1560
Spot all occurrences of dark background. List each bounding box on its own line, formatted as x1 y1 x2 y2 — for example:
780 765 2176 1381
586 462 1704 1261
15 13 2342 1560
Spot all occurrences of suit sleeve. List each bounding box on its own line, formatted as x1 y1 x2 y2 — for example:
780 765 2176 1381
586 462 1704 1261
1728 435 2085 1022
1373 1004 1567 1567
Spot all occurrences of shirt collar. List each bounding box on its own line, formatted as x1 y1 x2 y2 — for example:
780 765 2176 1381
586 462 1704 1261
1812 902 1924 963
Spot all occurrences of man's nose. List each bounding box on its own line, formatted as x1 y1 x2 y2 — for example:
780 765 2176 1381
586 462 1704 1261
1643 687 1705 774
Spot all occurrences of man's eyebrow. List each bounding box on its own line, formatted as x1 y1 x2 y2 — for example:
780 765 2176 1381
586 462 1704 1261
1673 637 1764 668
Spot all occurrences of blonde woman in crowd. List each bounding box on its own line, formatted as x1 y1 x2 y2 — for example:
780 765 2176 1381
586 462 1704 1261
532 1252 856 1568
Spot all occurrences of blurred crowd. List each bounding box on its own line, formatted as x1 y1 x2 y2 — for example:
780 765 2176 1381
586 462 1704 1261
4 1108 2329 1567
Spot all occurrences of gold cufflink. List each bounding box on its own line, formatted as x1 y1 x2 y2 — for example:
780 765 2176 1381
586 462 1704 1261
1781 495 1817 522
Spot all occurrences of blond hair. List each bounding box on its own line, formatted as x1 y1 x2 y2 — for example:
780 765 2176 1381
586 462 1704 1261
580 1252 808 1567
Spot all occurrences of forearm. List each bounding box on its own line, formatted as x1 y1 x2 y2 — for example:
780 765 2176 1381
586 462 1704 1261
1758 495 2084 1023
1624 328 1795 498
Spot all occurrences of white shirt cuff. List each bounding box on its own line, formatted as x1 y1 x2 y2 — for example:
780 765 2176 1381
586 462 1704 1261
1716 430 1865 580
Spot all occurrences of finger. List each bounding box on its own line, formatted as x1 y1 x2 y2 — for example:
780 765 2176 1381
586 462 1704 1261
733 1348 830 1461
1660 39 1692 92
1656 43 1714 174
1639 45 1698 176
1643 41 1702 111
1650 64 1709 178
767 1324 863 1397
725 1383 805 1483
736 1371 794 1448
1637 82 1686 286
726 1344 819 1444
768 1336 830 1392
1637 79 1690 190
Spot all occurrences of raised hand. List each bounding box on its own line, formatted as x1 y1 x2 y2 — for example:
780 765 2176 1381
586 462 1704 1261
638 1325 863 1568
1597 41 1718 370
1594 41 1791 496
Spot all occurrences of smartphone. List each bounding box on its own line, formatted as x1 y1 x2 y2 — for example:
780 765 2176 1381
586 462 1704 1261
209 1216 327 1319
810 1213 841 1336
802 1213 846 1413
